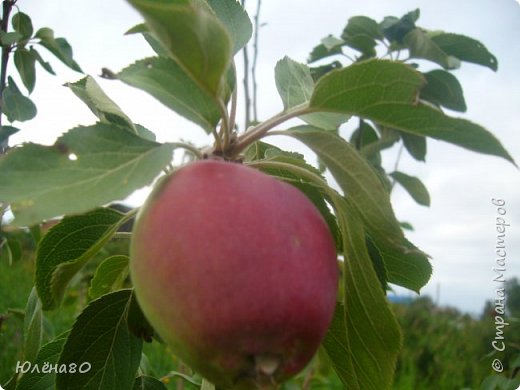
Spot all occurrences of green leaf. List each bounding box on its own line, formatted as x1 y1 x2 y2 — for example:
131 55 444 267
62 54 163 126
133 376 168 390
2 78 37 122
283 126 432 292
30 47 56 75
309 59 515 165
390 171 431 206
342 16 383 41
377 239 432 293
23 288 43 363
311 59 424 111
341 16 382 58
201 379 216 390
128 0 232 96
35 27 82 72
56 290 143 390
127 292 155 342
35 208 126 310
206 0 252 54
325 197 402 390
364 104 515 164
12 12 34 41
0 123 176 226
275 56 313 110
89 255 130 299
0 31 23 45
285 126 404 249
66 76 135 130
322 304 356 387
430 33 498 71
421 69 466 112
0 125 20 144
400 132 426 162
16 334 68 390
308 42 343 64
275 57 348 130
399 221 414 231
126 23 169 57
14 48 37 93
118 57 221 133
380 9 419 43
404 28 460 70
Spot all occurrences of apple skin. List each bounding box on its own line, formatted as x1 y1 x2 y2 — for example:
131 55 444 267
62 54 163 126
130 159 338 389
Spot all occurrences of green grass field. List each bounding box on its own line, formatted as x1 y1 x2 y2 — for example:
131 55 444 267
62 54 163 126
1 242 519 389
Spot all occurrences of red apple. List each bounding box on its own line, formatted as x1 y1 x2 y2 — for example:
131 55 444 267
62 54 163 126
130 159 338 389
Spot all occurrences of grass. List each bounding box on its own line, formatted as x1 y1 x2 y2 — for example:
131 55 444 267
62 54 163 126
1 241 519 389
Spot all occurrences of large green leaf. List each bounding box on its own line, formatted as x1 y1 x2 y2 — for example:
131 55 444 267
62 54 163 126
311 59 424 110
118 57 221 133
404 28 460 69
206 0 252 54
66 76 135 130
16 334 68 390
283 126 432 292
326 198 402 390
35 208 126 310
322 304 356 387
430 33 498 71
361 103 515 164
421 69 466 112
274 57 348 130
128 0 232 96
309 59 515 164
23 287 43 362
56 290 143 390
0 123 175 226
285 126 403 248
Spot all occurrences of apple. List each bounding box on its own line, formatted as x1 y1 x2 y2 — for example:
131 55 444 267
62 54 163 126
130 159 338 389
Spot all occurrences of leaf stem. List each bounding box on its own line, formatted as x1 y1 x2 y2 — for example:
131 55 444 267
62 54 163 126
232 103 310 156
248 159 330 194
170 142 203 160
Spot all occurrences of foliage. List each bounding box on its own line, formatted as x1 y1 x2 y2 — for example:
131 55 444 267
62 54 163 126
0 0 81 152
0 2 515 390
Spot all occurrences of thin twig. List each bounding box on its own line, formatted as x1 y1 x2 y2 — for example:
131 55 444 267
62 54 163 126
228 62 238 134
390 142 404 190
241 0 251 129
251 0 262 122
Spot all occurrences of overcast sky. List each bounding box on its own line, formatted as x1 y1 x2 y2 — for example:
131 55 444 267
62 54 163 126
9 0 520 315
